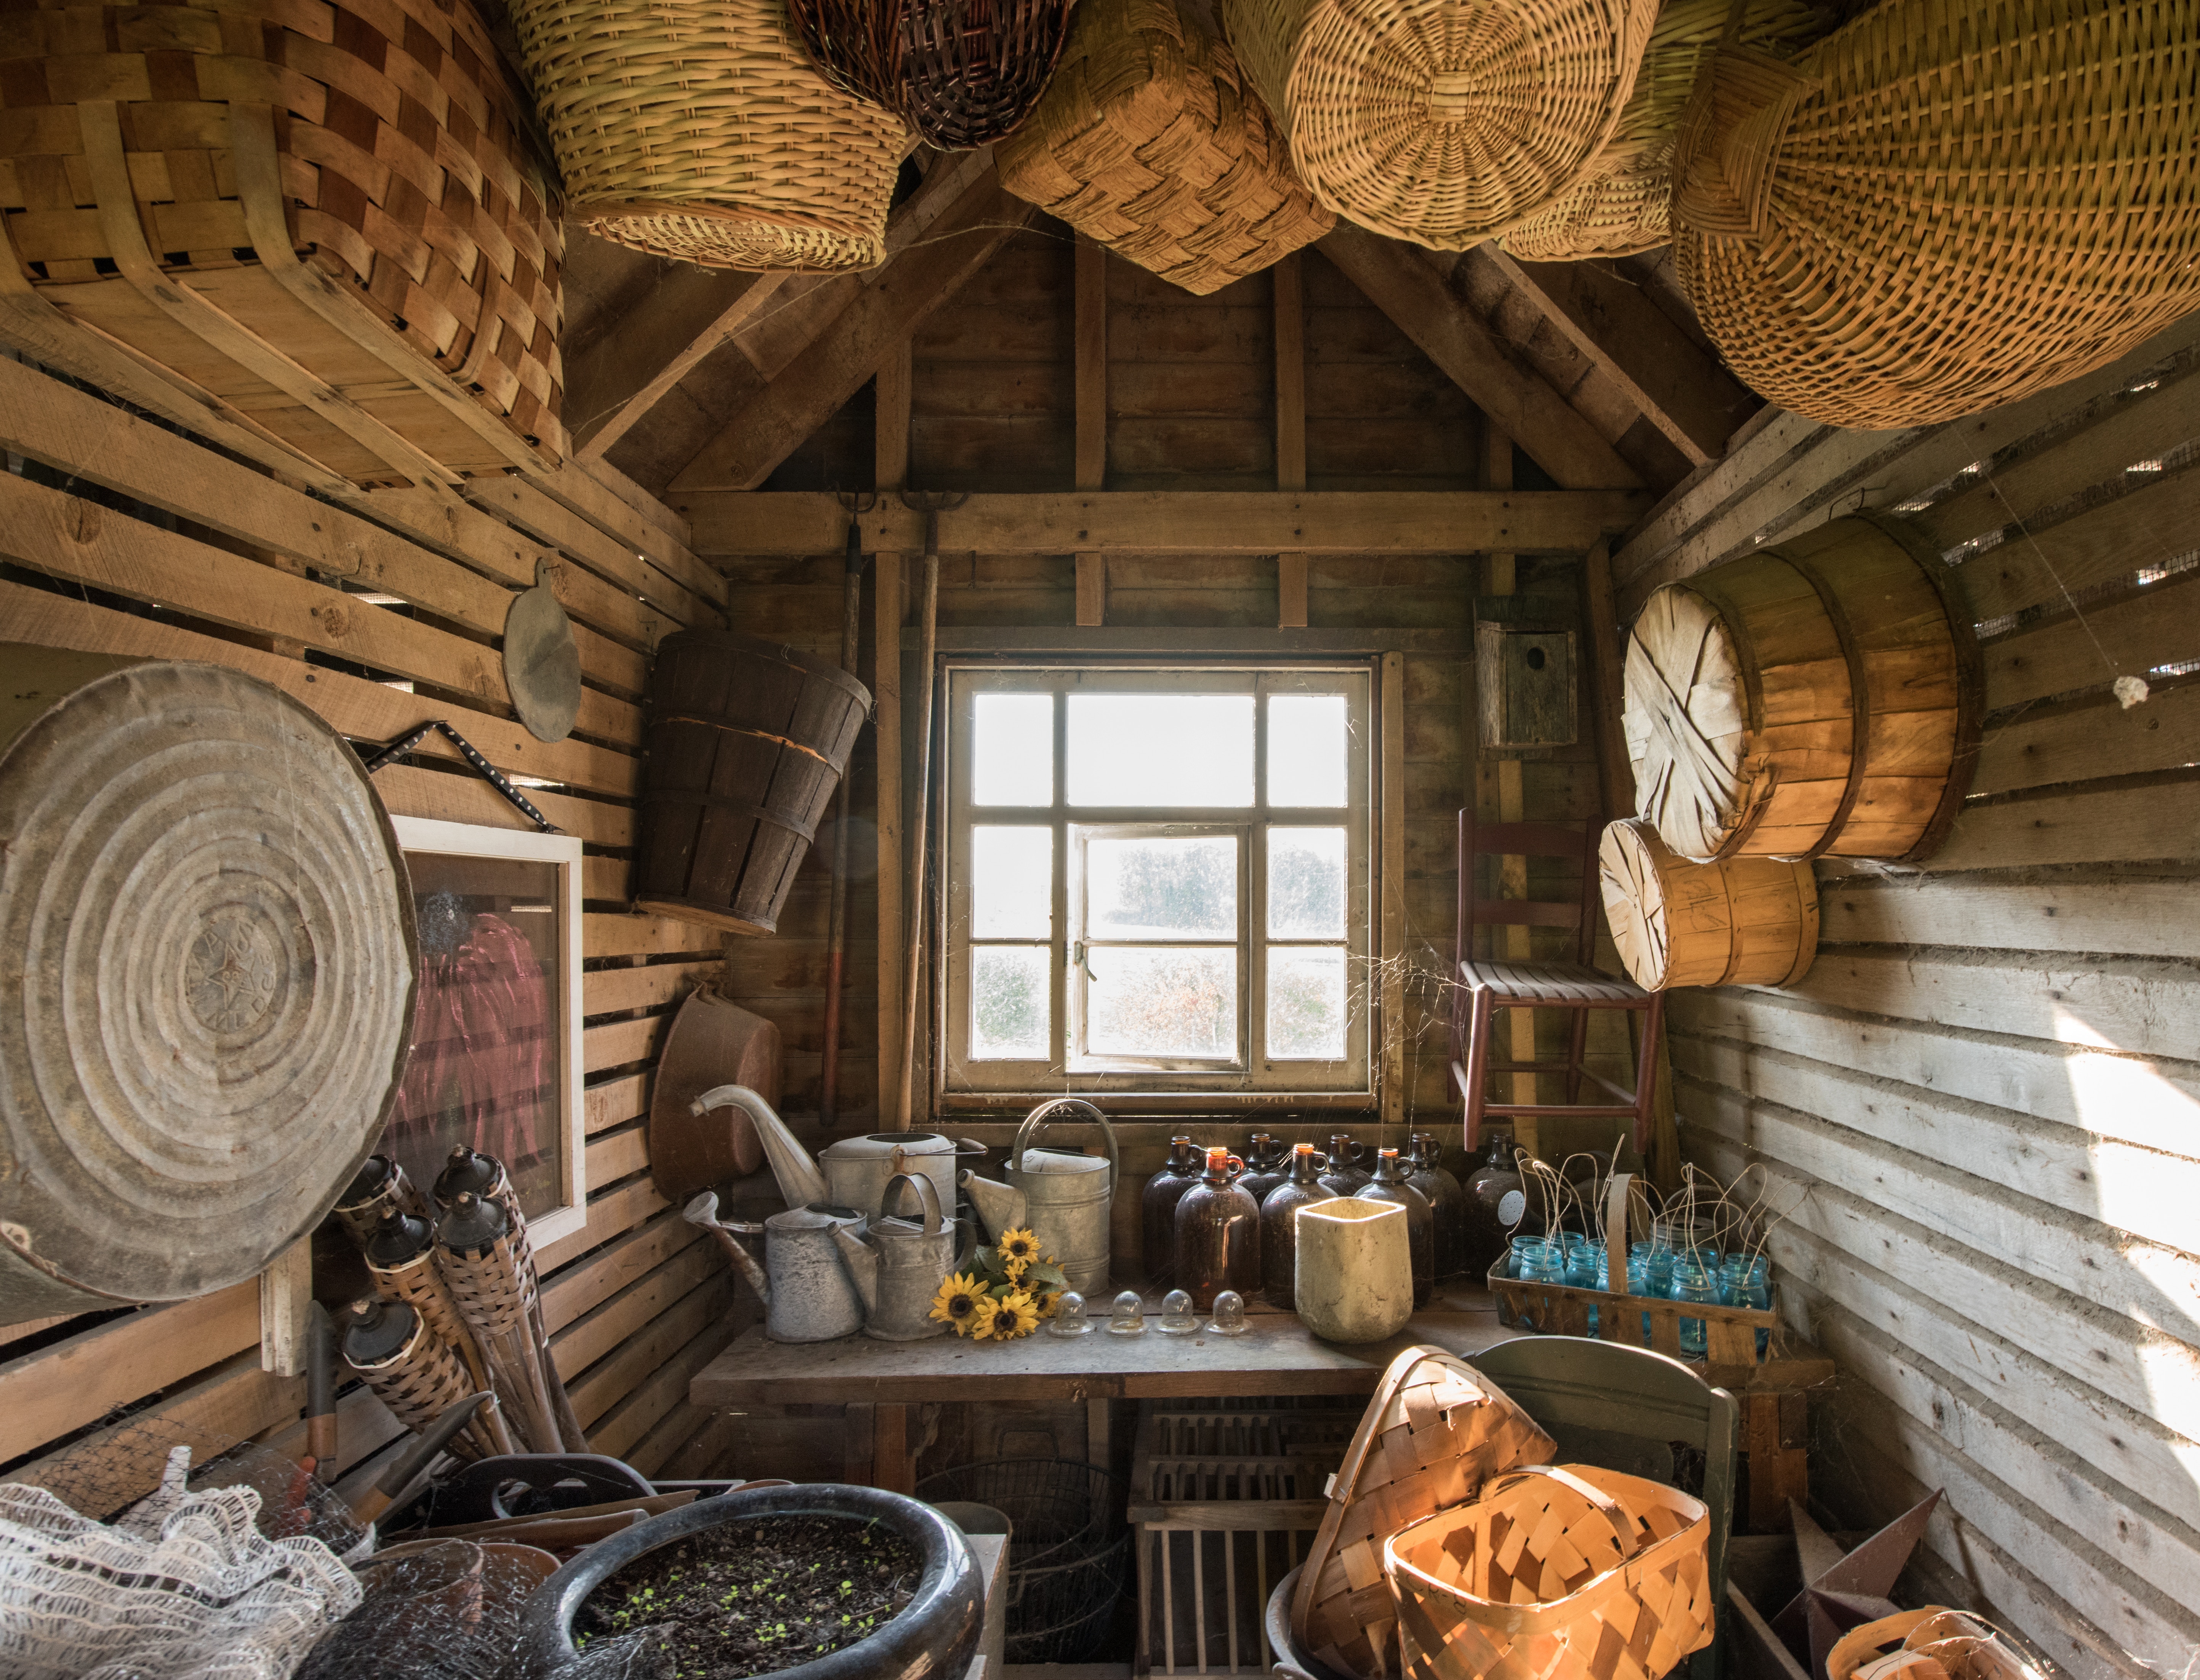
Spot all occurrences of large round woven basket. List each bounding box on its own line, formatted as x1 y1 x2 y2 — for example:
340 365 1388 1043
1670 0 2200 427
1499 0 1824 261
510 0 910 270
791 0 1078 149
1218 0 1659 251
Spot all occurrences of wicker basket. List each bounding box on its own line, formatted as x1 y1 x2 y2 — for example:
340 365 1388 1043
510 0 909 271
1670 0 2200 428
1218 0 1659 251
791 0 1078 149
1385 1464 1714 1680
1829 1610 2050 1680
996 0 1334 296
0 0 565 487
1291 1346 1555 1680
1499 0 1825 261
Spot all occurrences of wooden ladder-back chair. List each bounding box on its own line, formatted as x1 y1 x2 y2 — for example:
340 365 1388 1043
1451 810 1664 1151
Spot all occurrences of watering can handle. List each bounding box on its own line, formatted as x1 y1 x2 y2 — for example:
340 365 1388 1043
881 1171 946 1235
1011 1098 1119 1198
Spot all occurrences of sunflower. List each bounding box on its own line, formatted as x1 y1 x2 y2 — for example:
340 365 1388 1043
1034 1290 1060 1320
997 1227 1041 1278
967 1294 1005 1340
929 1272 992 1338
992 1290 1042 1339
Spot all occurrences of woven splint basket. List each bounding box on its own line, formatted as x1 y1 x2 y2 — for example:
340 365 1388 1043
1670 0 2200 428
1499 0 1825 261
997 0 1334 295
0 0 565 488
1291 1346 1555 1680
1828 1610 2051 1680
1219 0 1659 251
790 0 1078 149
510 0 909 272
1385 1464 1714 1680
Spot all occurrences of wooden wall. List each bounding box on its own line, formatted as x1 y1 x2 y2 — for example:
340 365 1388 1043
0 352 756 1502
1613 319 2200 1678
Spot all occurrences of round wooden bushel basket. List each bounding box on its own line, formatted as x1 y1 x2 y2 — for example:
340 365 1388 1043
1598 818 1817 991
1622 514 1981 864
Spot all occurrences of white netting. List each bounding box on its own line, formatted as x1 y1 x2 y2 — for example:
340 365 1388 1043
0 1450 362 1680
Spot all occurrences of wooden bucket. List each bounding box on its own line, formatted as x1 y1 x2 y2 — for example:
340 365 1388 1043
1622 514 1980 864
1598 818 1816 990
637 631 872 937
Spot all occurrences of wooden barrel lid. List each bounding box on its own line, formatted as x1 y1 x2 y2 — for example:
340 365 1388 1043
1599 817 1679 990
1622 583 1750 859
0 652 416 1320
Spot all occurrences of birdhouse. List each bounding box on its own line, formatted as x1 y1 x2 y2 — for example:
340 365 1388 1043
1476 621 1578 749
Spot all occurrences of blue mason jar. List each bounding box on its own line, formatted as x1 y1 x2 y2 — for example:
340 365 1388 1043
1674 1259 1719 1361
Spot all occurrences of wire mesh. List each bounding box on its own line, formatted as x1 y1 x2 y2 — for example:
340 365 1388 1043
918 1457 1132 1663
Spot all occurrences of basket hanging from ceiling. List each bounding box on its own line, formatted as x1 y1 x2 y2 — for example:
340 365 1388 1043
997 0 1334 295
1218 0 1660 251
790 0 1079 149
510 0 910 271
1668 0 2200 428
1498 0 1825 262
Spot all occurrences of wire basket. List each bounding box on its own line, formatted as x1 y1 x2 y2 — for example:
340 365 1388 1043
919 1458 1133 1663
790 0 1078 149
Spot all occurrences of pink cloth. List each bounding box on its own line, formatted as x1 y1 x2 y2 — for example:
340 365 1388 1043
391 912 553 1172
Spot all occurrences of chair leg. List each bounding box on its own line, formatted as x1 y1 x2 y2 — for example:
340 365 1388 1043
1564 1008 1590 1104
1632 993 1667 1157
1462 991 1494 1149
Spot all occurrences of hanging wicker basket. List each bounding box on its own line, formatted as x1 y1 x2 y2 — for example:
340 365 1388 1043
510 0 910 271
1499 0 1825 261
1218 0 1659 251
1669 0 2200 428
790 0 1078 149
997 0 1334 295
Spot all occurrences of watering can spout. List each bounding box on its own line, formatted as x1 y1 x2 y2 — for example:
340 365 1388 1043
684 1190 771 1305
958 1167 1029 1244
692 1085 826 1209
829 1226 880 1314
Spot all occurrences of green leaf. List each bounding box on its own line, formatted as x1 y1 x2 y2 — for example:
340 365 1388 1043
1023 1260 1069 1291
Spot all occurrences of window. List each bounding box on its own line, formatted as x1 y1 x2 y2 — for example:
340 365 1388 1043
942 665 1373 1102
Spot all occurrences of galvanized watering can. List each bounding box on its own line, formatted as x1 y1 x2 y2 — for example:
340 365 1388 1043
684 1193 870 1343
839 1172 959 1341
959 1099 1118 1297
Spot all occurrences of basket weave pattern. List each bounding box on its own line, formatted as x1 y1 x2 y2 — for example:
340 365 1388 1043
0 0 565 474
349 1311 487 1461
1385 1464 1714 1680
1292 1348 1555 1680
511 0 909 271
997 0 1334 296
1671 0 2200 427
1219 0 1659 251
791 0 1077 149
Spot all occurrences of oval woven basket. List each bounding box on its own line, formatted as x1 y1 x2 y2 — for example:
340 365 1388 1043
791 0 1078 149
1499 0 1825 261
1218 0 1659 250
1669 0 2200 427
510 0 910 271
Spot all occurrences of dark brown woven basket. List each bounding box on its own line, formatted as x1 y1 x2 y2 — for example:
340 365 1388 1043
790 0 1078 150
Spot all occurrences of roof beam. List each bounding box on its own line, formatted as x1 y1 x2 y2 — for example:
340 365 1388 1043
1315 224 1641 491
680 488 1648 555
668 163 1033 494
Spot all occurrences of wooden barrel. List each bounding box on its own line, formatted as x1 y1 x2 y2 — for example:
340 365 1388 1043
1622 514 1980 862
637 631 871 936
1598 819 1816 990
0 649 416 1322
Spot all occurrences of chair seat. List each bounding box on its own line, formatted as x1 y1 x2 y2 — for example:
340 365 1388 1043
1457 957 1648 1004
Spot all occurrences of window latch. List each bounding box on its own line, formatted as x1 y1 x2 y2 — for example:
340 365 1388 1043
1071 941 1098 982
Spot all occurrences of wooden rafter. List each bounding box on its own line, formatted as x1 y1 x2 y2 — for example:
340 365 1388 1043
1316 224 1642 491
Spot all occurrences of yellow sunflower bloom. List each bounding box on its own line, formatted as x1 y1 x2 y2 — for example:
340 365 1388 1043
998 1227 1041 1278
929 1272 992 1338
967 1294 1004 1340
993 1290 1042 1340
1034 1289 1060 1320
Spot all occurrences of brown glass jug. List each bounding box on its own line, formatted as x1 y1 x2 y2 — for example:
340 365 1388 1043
1358 1147 1435 1307
1317 1132 1370 1196
1407 1132 1468 1280
1173 1146 1261 1309
1142 1136 1201 1288
1238 1132 1291 1205
1259 1142 1336 1310
1463 1131 1524 1281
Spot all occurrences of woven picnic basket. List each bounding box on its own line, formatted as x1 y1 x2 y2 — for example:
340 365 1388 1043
0 0 565 488
1218 0 1659 251
1291 1346 1555 1680
1828 1609 2050 1680
790 0 1078 149
1499 0 1825 261
1669 0 2200 428
1385 1464 1715 1680
509 0 909 271
996 0 1334 296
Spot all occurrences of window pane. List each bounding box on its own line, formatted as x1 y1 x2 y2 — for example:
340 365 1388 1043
972 827 1052 938
1269 695 1348 807
1267 947 1347 1060
1087 947 1236 1057
1067 696 1254 807
1268 827 1347 938
972 946 1050 1059
974 694 1053 806
1088 835 1235 938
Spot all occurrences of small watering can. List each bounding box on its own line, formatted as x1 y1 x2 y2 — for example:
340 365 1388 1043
959 1099 1118 1297
684 1193 871 1343
837 1173 959 1341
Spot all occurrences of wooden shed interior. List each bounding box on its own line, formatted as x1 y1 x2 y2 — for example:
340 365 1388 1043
0 5 2195 1679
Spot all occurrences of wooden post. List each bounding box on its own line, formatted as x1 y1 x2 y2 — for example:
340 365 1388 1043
1380 653 1407 1126
874 1402 915 1493
1479 429 1540 1142
1581 536 1632 821
876 339 913 492
259 1238 312 1376
875 554 905 1128
1275 253 1308 627
1075 236 1107 625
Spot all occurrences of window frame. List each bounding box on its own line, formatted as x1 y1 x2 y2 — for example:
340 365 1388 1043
938 661 1375 1107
